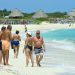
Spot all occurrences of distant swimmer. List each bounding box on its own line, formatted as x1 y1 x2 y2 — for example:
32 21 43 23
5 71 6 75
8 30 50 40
2 25 12 65
23 32 34 67
69 23 71 27
13 30 21 58
33 30 45 67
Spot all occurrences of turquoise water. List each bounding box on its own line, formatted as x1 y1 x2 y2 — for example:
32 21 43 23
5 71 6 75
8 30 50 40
21 29 75 43
40 29 75 42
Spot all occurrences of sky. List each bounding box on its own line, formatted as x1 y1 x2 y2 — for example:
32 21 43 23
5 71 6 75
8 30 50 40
0 0 75 13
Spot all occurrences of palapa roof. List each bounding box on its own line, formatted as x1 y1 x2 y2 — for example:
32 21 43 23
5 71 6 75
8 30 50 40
32 9 48 18
9 9 24 18
68 8 75 16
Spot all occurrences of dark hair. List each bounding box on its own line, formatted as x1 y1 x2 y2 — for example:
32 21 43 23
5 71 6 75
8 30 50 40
1 26 6 30
7 25 12 30
16 30 19 34
28 34 32 37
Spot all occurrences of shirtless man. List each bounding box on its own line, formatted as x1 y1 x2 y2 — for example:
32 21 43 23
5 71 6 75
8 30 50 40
23 32 34 67
13 30 21 58
33 30 45 67
1 25 12 65
0 30 2 64
0 26 6 64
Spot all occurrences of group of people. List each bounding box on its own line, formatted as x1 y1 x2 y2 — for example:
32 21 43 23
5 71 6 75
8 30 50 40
0 25 45 67
23 30 45 67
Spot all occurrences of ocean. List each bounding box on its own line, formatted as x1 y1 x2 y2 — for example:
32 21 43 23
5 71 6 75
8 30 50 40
41 29 75 41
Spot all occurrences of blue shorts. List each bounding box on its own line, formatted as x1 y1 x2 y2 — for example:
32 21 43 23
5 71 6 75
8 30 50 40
13 41 19 46
34 47 43 55
0 41 2 51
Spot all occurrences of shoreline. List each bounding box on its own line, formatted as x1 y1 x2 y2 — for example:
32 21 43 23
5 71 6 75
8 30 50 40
0 23 75 32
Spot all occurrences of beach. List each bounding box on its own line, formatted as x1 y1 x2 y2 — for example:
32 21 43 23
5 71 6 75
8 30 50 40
0 22 75 32
0 23 75 75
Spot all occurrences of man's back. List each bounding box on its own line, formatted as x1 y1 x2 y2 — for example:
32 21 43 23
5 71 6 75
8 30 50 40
13 34 21 41
1 29 11 41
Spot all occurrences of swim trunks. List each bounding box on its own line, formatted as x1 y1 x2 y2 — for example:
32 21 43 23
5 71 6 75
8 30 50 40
34 47 43 54
13 41 19 46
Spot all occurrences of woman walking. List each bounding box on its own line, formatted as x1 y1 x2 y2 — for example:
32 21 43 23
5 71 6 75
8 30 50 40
23 32 34 67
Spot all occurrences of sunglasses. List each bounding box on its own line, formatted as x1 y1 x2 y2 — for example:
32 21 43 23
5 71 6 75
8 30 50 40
36 32 40 34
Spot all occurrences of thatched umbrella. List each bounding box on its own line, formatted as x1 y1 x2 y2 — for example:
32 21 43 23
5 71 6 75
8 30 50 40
9 9 24 18
32 9 48 19
68 9 75 17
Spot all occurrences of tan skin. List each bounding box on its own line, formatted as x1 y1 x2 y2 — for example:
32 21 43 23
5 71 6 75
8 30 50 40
0 31 2 64
33 33 45 66
13 33 21 58
1 28 12 65
23 34 34 67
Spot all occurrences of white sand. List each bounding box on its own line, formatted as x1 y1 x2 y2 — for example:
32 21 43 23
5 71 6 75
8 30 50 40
0 23 75 32
0 23 75 75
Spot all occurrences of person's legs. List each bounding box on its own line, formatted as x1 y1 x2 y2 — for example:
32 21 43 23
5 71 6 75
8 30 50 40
13 45 16 58
36 54 39 66
35 48 40 66
0 51 2 64
13 45 17 58
2 51 6 65
38 53 43 66
2 40 6 65
0 41 2 64
14 49 15 54
29 51 34 67
4 41 10 65
16 45 19 58
38 49 43 66
25 48 30 66
14 47 17 58
6 50 9 65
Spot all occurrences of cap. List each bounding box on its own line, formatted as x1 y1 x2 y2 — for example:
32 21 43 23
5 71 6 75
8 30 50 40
27 32 32 35
36 30 40 34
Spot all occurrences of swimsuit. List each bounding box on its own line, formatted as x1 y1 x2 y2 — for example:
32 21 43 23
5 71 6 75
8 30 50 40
25 45 32 51
13 41 19 46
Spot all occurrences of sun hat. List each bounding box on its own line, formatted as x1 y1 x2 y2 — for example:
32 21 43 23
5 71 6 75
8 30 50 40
27 32 32 35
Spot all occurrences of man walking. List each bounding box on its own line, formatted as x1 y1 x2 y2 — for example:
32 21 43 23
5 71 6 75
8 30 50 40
33 30 45 67
2 25 12 65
